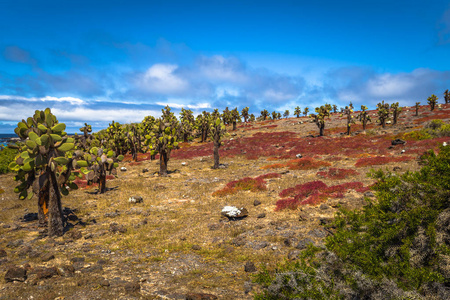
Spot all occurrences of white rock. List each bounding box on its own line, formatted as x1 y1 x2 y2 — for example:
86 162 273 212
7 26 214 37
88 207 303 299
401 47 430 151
401 150 406 154
295 153 302 158
128 196 143 204
443 142 448 147
221 206 248 218
181 162 187 166
120 167 127 172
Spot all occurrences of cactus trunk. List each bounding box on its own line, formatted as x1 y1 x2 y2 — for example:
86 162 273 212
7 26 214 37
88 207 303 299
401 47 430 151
159 152 168 176
319 124 324 136
232 121 237 131
347 124 351 135
99 174 106 194
48 170 64 237
38 185 49 226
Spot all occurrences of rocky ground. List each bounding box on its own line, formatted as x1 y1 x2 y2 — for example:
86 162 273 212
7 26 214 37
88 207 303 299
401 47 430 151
0 104 449 300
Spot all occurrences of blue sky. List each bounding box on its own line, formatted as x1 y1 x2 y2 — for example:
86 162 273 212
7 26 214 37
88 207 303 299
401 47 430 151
1 0 449 133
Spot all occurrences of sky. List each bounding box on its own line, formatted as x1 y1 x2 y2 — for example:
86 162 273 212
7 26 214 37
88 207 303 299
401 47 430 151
0 0 450 133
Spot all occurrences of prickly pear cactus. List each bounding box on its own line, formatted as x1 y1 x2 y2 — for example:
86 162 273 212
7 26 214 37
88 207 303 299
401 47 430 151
230 108 240 130
195 111 210 143
209 117 227 169
358 105 372 130
180 108 195 142
342 106 355 135
377 101 390 128
9 108 79 236
106 121 127 155
311 105 330 136
427 94 438 111
391 102 402 125
415 102 420 116
241 107 249 122
145 106 180 176
75 144 124 194
445 89 449 104
294 106 301 118
260 109 269 121
124 123 143 162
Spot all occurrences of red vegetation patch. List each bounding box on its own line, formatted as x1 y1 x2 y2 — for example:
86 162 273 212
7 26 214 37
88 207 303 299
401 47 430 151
262 157 331 170
275 180 369 211
355 155 414 167
316 168 359 179
212 173 281 197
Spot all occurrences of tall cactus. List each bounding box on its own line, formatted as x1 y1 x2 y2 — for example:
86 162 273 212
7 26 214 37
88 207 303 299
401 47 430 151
9 108 78 236
230 107 240 130
222 107 231 125
311 105 330 136
209 117 226 169
332 104 338 114
271 111 278 120
427 94 438 111
195 111 210 143
125 123 143 162
445 89 449 104
145 106 180 176
358 105 372 130
249 114 256 122
260 109 269 121
391 102 402 125
415 102 420 116
303 107 309 117
180 108 195 142
294 106 301 118
106 121 126 155
377 101 390 128
342 106 355 135
241 107 249 123
75 144 124 194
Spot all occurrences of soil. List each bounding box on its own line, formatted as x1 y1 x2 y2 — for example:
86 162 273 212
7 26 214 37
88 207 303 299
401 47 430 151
0 104 449 299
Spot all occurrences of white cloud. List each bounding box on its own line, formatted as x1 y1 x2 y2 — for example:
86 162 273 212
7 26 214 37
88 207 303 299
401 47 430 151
155 101 211 109
0 95 85 105
366 74 415 97
51 107 159 123
138 63 188 94
198 55 248 83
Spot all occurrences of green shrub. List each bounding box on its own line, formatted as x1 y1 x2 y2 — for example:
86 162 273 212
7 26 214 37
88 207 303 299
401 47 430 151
254 145 450 299
0 146 18 174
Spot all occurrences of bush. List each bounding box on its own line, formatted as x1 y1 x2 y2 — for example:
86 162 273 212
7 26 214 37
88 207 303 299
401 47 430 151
255 145 450 299
0 147 18 174
212 173 281 197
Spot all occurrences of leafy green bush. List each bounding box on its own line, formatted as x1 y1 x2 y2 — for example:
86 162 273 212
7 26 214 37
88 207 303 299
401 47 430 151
254 145 450 299
0 146 18 174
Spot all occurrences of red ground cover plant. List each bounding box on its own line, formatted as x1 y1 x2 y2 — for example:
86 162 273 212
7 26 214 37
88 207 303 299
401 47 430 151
275 180 369 211
316 167 359 179
212 173 281 197
354 155 414 167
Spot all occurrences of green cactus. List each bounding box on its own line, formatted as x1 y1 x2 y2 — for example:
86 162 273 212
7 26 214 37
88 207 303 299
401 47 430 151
294 106 301 118
249 114 256 122
271 111 278 120
222 107 231 125
358 105 372 131
311 105 330 136
9 108 80 236
180 108 195 142
303 107 309 117
229 108 240 130
332 104 338 114
444 89 449 104
75 144 124 194
341 106 355 135
145 106 180 176
241 107 249 123
209 117 227 169
415 102 420 116
106 121 127 155
125 123 144 162
427 94 438 111
391 102 402 125
260 109 269 121
195 111 211 143
377 101 390 128
283 110 289 118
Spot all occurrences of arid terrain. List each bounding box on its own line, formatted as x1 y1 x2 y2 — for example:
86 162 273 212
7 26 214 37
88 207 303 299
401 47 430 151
1 104 449 300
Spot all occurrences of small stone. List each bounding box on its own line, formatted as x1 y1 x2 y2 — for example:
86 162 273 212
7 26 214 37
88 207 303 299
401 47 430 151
186 293 218 300
231 237 246 247
319 204 329 210
295 153 302 158
307 228 328 238
128 196 143 204
393 166 402 171
253 200 262 206
364 191 375 197
244 261 257 273
120 167 127 172
401 150 406 154
4 266 27 282
142 168 149 173
221 206 248 219
191 245 201 251
124 281 140 293
56 265 75 277
70 257 85 263
181 162 187 166
67 230 82 240
244 281 253 294
0 249 7 257
252 241 269 250
257 213 266 219
295 238 315 250
41 253 55 262
208 223 221 231
288 250 301 260
391 139 406 145
36 267 57 279
109 223 127 234
443 142 448 147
